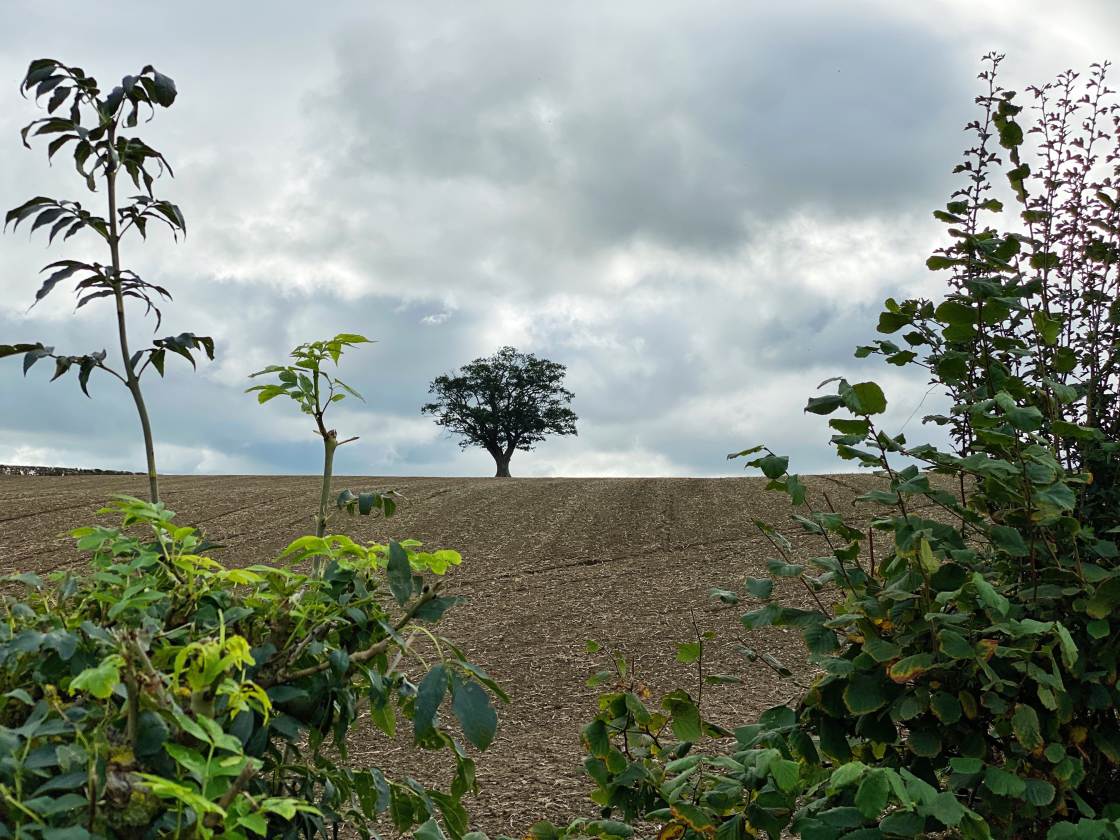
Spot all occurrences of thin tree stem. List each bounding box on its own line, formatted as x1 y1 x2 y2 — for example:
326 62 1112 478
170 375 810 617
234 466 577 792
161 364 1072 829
106 127 159 503
316 435 337 539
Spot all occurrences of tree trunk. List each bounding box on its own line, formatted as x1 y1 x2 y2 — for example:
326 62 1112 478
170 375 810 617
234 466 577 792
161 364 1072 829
493 452 512 478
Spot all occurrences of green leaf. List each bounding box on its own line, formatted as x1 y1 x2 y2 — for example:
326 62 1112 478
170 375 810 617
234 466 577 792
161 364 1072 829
931 692 962 725
771 758 801 793
844 674 888 715
69 656 121 699
907 729 941 758
676 642 701 664
972 572 1009 616
1024 779 1056 806
950 758 984 775
1087 620 1110 640
939 630 974 659
806 394 844 415
757 454 788 479
879 810 926 837
414 818 448 840
135 710 170 758
926 791 966 827
1085 577 1120 619
990 525 1029 558
387 540 412 606
1011 704 1043 751
663 692 703 742
1054 624 1078 670
415 664 448 739
845 381 888 416
889 654 935 684
412 595 462 623
855 769 890 819
451 679 497 751
984 766 1027 798
829 761 867 790
745 577 774 599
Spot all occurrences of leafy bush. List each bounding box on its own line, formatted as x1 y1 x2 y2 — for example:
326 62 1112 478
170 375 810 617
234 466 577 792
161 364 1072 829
0 497 504 839
502 54 1120 840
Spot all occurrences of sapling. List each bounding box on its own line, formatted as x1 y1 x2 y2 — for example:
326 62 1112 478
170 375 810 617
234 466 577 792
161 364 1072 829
247 334 397 556
1 59 214 503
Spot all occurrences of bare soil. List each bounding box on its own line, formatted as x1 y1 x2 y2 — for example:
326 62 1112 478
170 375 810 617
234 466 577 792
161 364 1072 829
0 473 884 835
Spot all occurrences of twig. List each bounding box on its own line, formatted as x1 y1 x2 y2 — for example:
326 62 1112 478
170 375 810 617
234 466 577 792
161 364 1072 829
203 763 256 828
263 585 441 687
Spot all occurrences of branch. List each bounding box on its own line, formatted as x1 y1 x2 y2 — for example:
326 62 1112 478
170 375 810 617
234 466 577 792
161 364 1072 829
262 584 442 687
203 763 256 828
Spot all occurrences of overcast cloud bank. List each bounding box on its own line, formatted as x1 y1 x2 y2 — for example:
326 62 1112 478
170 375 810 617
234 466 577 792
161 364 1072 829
0 1 1113 476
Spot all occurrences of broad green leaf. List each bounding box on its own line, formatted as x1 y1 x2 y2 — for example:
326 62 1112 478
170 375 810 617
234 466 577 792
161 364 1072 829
1024 778 1056 806
984 766 1026 798
926 791 966 827
889 654 935 684
907 729 941 758
69 656 122 699
854 769 890 819
844 674 889 715
415 664 448 739
386 540 412 606
829 761 867 790
451 679 497 751
845 381 888 416
972 573 1009 617
930 692 962 725
745 577 774 599
770 758 801 793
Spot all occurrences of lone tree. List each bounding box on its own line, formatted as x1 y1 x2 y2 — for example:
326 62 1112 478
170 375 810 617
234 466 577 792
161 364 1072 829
422 346 577 477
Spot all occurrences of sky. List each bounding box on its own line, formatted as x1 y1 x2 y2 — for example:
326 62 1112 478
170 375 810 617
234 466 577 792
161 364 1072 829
0 1 1115 478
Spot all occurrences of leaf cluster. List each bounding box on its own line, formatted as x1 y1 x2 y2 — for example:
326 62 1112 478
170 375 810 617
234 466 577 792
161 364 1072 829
4 58 210 401
247 335 370 417
0 497 502 839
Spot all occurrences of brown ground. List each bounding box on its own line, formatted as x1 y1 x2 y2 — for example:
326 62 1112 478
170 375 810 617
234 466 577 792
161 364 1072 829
0 473 885 836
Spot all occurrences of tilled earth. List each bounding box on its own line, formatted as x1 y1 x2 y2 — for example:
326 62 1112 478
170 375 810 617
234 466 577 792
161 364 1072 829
0 473 885 835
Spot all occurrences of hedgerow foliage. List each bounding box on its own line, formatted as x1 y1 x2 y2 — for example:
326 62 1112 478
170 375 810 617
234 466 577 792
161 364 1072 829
0 497 503 839
506 54 1120 840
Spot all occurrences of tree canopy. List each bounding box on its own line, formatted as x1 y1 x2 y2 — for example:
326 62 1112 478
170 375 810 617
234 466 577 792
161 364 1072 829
422 346 578 477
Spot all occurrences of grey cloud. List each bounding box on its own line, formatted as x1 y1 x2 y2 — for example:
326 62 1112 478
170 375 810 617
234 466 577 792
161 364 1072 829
0 1 1112 478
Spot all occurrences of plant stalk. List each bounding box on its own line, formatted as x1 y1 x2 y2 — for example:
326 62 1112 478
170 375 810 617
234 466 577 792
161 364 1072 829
106 128 160 503
316 431 338 541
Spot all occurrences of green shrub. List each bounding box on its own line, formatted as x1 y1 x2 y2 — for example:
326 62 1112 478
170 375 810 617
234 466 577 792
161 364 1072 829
0 497 504 839
508 54 1120 840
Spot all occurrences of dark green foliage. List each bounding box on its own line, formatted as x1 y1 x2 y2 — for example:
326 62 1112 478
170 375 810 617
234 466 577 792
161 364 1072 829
4 58 213 502
0 497 501 839
422 347 578 477
501 55 1120 840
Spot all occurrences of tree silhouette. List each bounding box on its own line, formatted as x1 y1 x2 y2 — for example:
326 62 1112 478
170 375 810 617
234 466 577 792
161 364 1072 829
422 347 577 477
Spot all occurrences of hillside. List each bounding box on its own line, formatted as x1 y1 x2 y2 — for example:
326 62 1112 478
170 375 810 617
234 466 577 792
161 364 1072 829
0 473 886 833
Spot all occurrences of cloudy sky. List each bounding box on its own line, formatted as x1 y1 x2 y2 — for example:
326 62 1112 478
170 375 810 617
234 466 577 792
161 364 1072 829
0 1 1114 477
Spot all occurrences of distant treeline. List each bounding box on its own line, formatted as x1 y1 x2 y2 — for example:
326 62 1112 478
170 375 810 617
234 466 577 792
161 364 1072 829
0 465 137 476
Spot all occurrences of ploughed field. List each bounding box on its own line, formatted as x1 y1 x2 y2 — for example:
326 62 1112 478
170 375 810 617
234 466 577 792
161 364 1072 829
0 473 890 834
